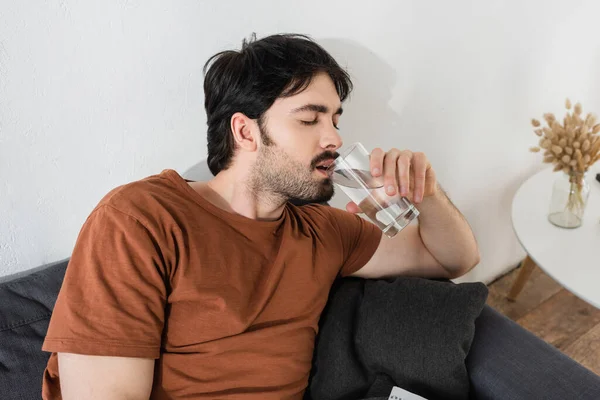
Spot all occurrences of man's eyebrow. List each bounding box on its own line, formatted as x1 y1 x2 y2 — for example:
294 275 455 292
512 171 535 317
291 104 344 115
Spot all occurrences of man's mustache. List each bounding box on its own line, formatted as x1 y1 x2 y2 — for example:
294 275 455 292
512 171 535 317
310 151 340 169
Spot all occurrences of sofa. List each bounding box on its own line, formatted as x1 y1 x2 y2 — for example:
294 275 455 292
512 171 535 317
1 258 599 400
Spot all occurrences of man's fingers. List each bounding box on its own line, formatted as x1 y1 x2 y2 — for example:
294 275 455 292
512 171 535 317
369 148 385 177
412 152 428 203
383 149 401 195
345 201 361 214
397 151 412 196
348 199 379 222
366 148 434 203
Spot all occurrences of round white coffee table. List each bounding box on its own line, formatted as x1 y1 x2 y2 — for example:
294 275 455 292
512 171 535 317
508 166 600 309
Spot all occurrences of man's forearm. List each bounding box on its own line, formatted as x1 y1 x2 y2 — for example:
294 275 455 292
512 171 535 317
415 184 480 277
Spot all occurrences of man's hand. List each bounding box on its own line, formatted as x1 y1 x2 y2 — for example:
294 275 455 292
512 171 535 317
346 148 438 214
346 147 480 280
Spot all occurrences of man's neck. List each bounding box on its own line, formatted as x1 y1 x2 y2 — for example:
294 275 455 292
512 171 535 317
190 167 287 221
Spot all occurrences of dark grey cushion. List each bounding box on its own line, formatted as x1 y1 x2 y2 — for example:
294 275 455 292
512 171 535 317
307 277 488 400
0 260 68 400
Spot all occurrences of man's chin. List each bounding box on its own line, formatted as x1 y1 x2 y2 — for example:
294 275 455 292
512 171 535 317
289 183 334 206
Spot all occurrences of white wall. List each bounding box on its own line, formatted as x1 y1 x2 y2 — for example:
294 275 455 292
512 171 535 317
2 0 600 281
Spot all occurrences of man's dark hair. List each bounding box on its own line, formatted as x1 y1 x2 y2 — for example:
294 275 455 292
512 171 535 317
203 33 353 176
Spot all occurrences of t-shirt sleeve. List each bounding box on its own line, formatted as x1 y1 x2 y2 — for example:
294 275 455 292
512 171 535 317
325 206 382 277
42 205 169 359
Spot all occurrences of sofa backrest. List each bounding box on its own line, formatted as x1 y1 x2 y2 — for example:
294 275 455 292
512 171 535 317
0 259 68 400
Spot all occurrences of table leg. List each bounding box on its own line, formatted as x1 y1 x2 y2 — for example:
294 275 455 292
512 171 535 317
507 255 537 302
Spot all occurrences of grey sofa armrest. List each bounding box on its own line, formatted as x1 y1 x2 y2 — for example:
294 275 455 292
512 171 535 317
467 305 600 400
0 259 68 400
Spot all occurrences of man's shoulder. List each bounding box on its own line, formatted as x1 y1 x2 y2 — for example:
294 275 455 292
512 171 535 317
93 169 183 221
288 202 329 216
287 202 353 228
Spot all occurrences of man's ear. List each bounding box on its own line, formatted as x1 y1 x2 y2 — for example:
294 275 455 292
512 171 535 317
230 112 258 152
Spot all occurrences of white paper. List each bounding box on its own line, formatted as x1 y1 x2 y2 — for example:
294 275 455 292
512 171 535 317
388 386 428 400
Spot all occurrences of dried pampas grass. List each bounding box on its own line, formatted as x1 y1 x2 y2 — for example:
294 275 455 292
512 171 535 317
530 99 600 175
530 99 599 215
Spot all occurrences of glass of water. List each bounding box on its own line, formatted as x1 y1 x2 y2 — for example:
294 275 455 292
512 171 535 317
328 142 419 237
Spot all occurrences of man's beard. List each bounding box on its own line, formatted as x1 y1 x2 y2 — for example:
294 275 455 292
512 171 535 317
249 124 337 205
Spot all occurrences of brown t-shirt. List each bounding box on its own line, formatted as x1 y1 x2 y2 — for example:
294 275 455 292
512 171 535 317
41 169 381 399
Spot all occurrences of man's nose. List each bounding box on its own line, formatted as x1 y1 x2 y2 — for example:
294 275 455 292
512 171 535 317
321 125 343 151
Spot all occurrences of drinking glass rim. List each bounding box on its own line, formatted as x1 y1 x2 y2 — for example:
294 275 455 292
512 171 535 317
329 142 367 171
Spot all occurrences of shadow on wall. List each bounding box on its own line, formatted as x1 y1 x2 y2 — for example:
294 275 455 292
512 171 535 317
182 37 401 182
318 37 402 150
183 159 212 181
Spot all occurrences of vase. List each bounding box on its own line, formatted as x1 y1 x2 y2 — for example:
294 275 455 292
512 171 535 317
547 171 590 228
